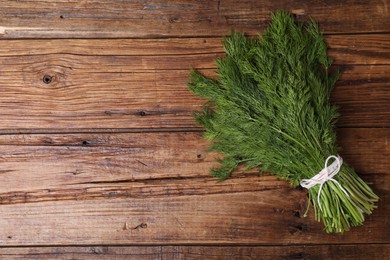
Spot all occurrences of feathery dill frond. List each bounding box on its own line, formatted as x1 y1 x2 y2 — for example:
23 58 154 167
188 11 378 233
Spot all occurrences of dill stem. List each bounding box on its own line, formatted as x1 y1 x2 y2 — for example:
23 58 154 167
309 164 377 233
269 125 320 167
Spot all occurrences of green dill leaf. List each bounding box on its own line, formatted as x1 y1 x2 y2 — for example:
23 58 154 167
188 11 378 233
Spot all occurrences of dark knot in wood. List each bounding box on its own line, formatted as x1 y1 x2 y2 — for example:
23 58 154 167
43 75 53 84
139 111 146 116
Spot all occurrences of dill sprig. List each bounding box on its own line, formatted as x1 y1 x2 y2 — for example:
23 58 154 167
188 11 378 233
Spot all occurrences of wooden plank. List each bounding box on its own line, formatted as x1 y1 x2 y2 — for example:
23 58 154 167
333 65 390 127
0 38 389 130
0 128 388 245
0 66 387 130
0 244 389 259
337 128 390 175
0 178 387 245
0 35 389 65
0 0 386 254
0 128 388 205
0 0 389 38
328 34 390 65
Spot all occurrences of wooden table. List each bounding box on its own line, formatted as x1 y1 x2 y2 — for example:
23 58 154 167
0 1 389 259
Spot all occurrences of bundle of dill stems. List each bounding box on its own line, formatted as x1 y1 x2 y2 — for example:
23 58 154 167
188 11 378 233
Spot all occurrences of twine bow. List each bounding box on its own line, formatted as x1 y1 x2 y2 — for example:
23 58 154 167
300 155 349 211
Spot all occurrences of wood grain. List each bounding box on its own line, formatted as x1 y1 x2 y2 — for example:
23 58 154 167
0 128 388 245
0 35 388 65
0 128 388 205
333 65 390 127
0 0 389 254
0 0 389 38
0 180 387 245
0 37 388 131
0 244 389 259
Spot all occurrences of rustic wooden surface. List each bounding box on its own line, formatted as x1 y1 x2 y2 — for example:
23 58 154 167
0 245 389 260
0 0 389 259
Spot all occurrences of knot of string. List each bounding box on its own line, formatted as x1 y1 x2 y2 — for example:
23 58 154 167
300 155 349 211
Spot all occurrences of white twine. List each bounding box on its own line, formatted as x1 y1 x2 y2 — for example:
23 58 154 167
300 155 349 211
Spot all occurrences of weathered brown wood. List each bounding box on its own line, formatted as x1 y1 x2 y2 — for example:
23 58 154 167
0 35 388 65
328 34 390 65
332 65 390 127
0 128 388 205
0 180 387 245
0 37 388 130
0 244 389 259
0 0 389 38
337 128 390 175
0 0 387 255
0 66 387 130
0 128 388 245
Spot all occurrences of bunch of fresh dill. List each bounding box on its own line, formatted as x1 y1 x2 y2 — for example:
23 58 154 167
188 11 378 233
